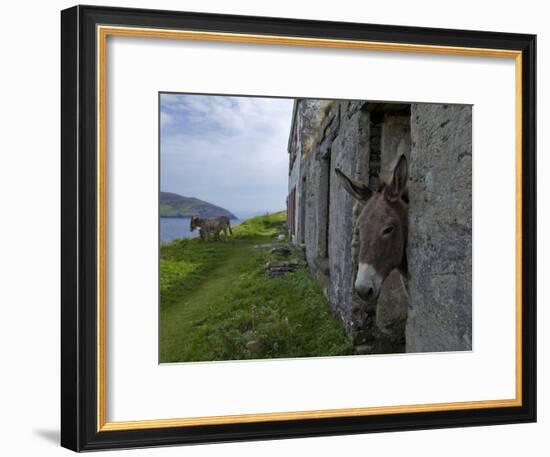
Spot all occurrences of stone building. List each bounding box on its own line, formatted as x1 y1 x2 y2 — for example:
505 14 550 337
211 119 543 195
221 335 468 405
287 99 472 353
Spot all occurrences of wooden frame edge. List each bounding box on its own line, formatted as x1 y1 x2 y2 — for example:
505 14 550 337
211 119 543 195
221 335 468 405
99 398 521 432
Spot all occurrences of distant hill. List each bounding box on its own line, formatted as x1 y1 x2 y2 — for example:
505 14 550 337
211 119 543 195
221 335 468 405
160 192 237 219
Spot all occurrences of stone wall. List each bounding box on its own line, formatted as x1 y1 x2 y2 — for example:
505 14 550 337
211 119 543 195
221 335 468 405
406 103 472 352
288 99 329 245
326 102 371 339
288 99 472 353
289 100 410 345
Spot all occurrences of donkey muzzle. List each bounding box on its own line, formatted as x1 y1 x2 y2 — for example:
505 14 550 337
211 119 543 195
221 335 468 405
355 263 383 305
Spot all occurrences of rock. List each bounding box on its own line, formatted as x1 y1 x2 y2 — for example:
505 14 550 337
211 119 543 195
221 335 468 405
270 246 291 256
354 344 374 355
245 340 262 352
277 234 286 241
265 260 306 277
254 243 290 250
376 270 408 339
406 104 472 352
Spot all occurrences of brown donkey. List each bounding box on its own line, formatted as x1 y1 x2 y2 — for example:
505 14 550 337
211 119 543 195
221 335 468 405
335 155 409 312
190 215 233 241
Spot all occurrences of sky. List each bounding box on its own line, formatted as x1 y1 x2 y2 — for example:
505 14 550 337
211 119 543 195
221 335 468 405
160 93 295 219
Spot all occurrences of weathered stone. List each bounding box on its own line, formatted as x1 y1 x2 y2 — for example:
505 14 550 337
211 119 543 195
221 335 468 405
380 114 411 183
265 260 306 277
254 242 290 249
406 103 472 352
347 100 366 119
376 270 408 337
354 344 374 355
245 340 262 352
318 103 340 159
326 106 371 339
270 246 291 256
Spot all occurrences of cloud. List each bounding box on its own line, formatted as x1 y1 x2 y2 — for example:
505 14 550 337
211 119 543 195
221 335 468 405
160 93 295 218
160 111 174 128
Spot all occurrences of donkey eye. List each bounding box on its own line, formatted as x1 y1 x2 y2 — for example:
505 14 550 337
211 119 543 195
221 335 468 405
382 225 394 235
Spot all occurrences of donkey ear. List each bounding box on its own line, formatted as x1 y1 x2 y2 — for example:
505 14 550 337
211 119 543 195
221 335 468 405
335 168 373 202
387 155 408 200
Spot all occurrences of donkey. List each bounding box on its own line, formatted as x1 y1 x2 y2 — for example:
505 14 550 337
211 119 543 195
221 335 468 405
190 215 233 241
189 216 207 241
335 155 409 313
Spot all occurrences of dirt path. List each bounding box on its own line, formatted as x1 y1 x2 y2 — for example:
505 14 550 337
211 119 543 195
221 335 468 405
159 242 255 361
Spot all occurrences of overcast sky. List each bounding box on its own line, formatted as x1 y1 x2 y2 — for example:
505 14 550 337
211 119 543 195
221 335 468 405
160 93 295 219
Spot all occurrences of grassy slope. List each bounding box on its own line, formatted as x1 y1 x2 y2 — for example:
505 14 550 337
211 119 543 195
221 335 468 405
159 200 208 218
160 211 353 363
159 193 236 219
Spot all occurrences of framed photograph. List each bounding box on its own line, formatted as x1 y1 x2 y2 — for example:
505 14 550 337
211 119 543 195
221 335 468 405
61 5 536 452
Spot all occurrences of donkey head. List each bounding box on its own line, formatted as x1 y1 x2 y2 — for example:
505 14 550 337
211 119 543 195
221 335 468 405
190 215 202 232
335 155 409 309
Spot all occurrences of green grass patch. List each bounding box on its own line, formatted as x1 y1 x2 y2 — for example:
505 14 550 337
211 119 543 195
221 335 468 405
160 237 235 308
232 210 287 240
159 211 353 363
160 259 197 296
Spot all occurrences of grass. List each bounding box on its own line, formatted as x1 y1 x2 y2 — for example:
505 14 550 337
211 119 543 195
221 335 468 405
159 211 354 363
